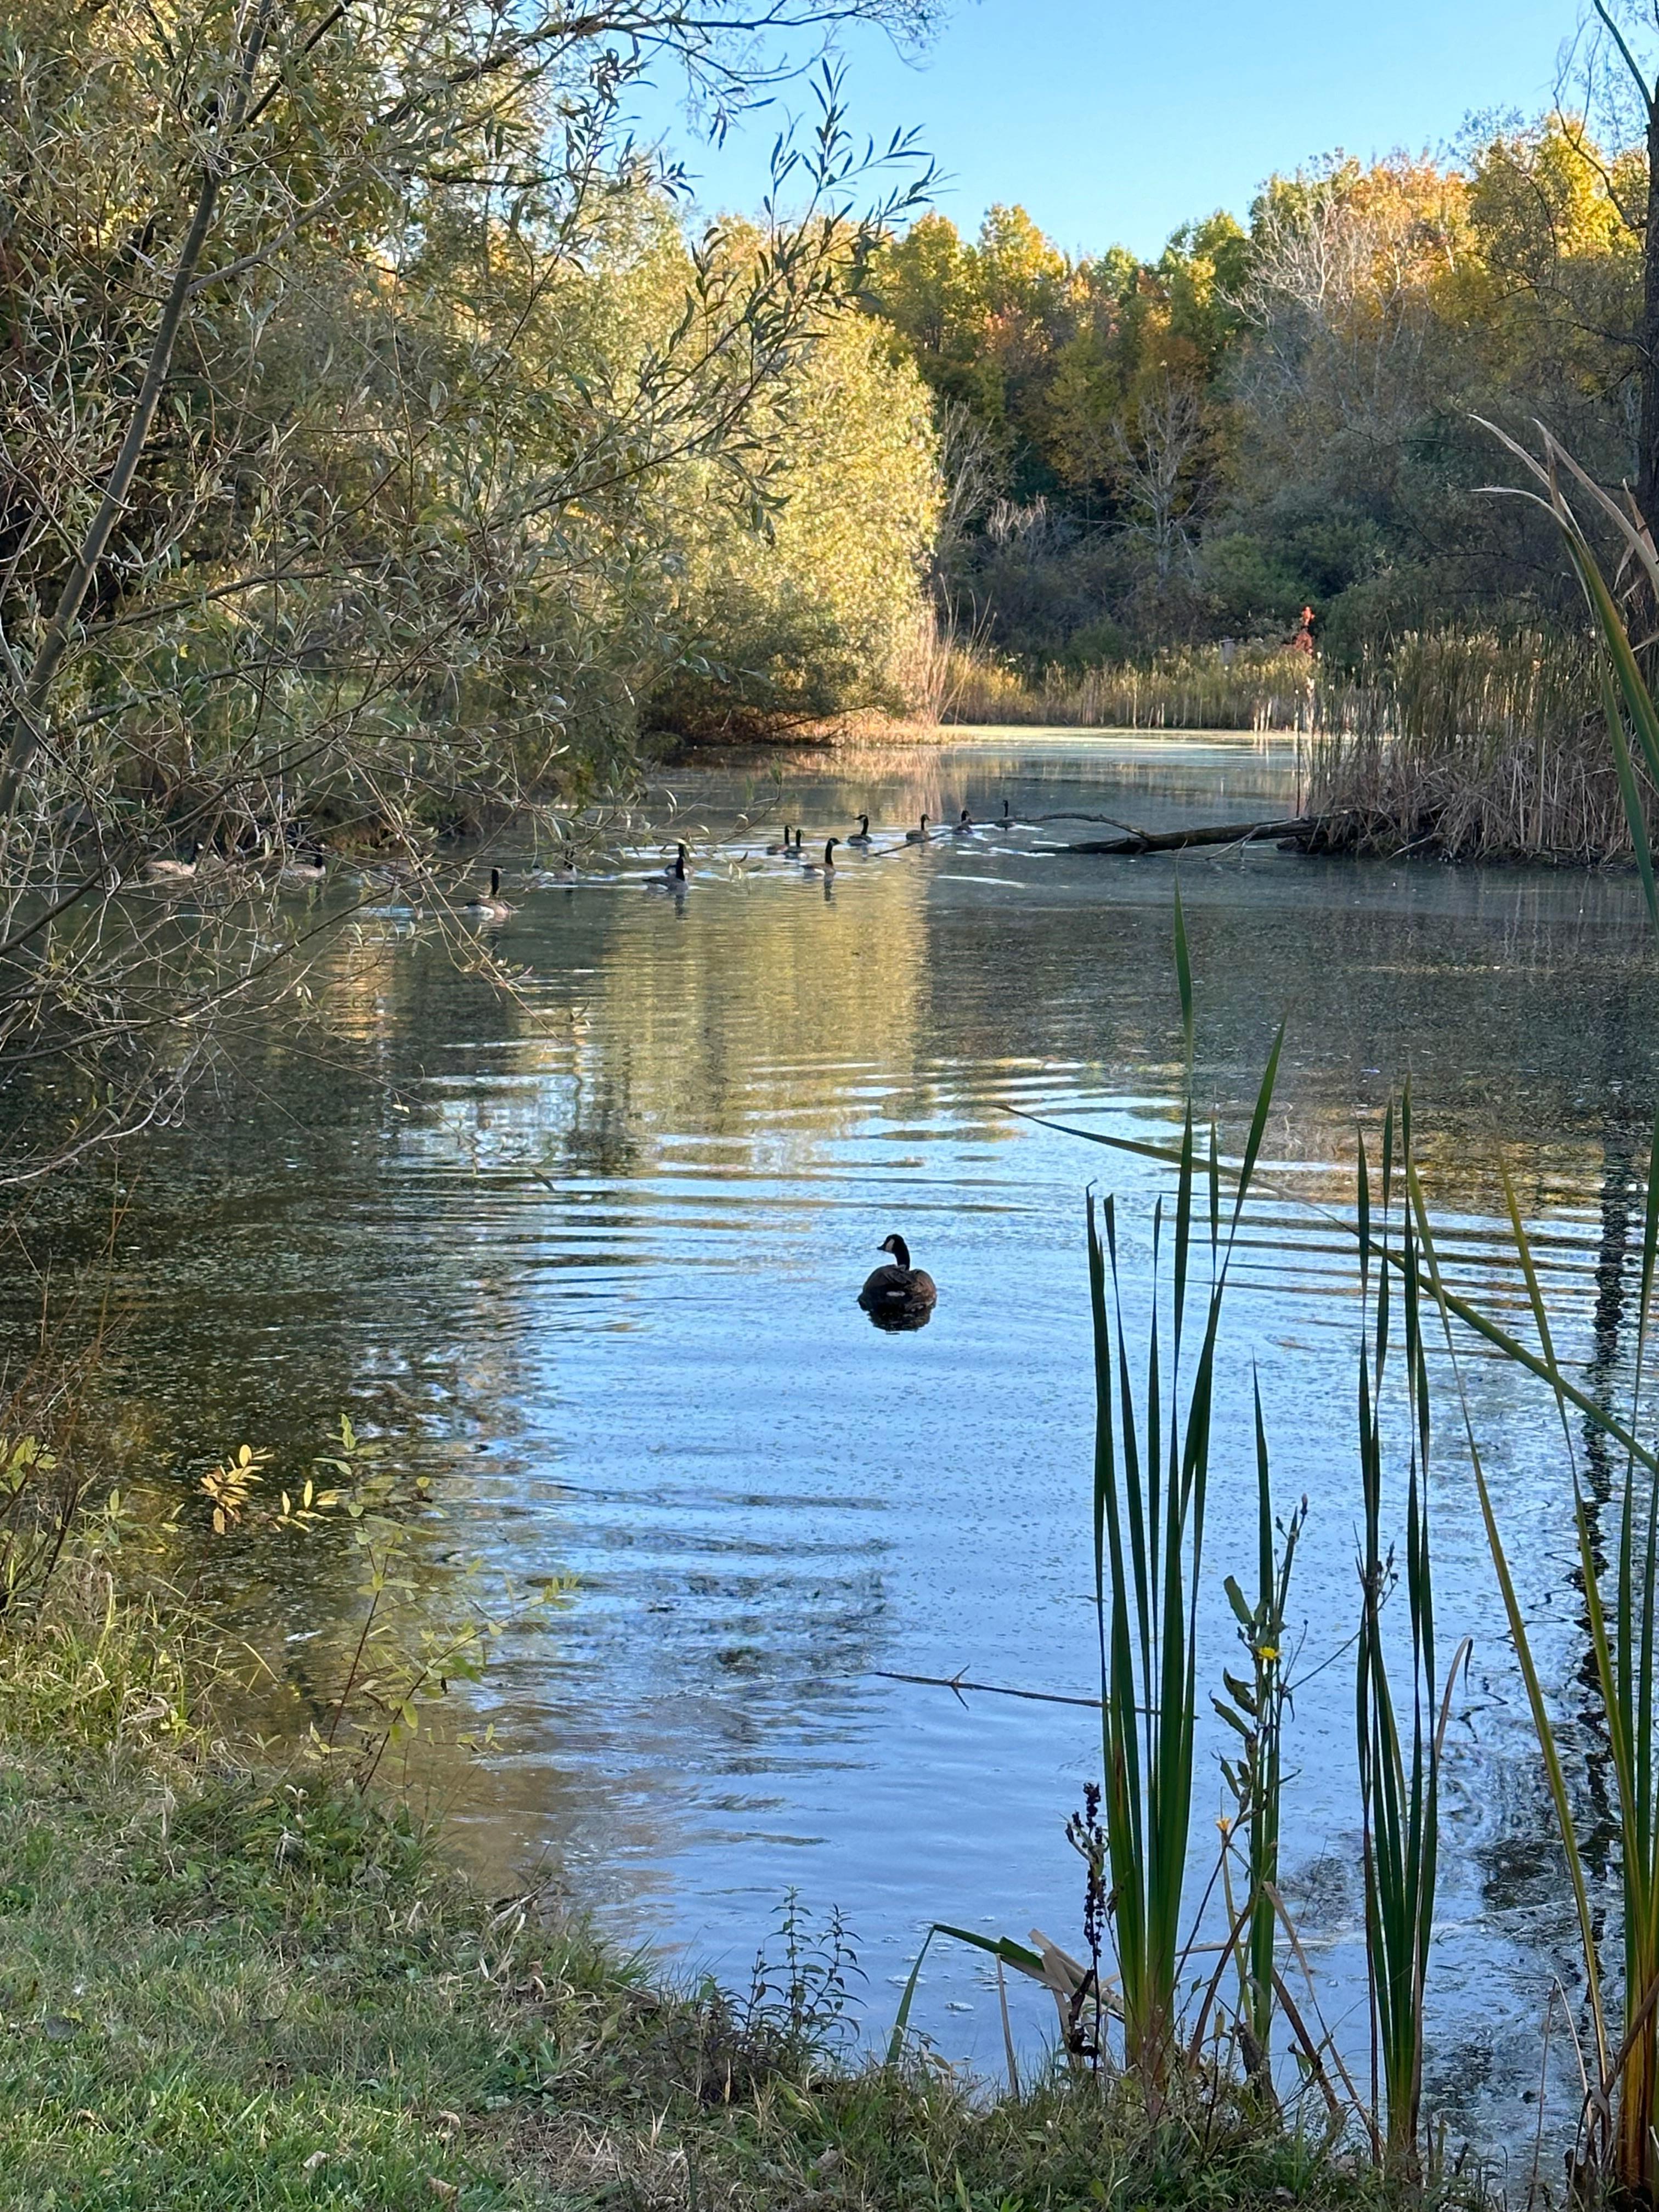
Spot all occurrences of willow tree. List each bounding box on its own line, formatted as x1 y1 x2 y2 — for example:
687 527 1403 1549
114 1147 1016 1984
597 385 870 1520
651 291 942 735
0 0 939 1182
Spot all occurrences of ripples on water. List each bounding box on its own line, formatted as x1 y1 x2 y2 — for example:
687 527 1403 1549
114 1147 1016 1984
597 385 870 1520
9 730 1659 2153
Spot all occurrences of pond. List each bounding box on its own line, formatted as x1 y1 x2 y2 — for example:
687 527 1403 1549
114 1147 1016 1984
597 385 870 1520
11 728 1659 2155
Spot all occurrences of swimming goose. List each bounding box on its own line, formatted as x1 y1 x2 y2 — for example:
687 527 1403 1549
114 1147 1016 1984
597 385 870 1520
466 866 514 919
143 840 201 883
846 815 873 847
765 824 796 856
649 843 691 889
279 842 326 887
857 1233 938 1317
798 837 839 878
904 814 931 844
952 808 974 836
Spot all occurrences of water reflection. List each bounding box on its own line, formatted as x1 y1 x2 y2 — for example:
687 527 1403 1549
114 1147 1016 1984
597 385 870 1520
862 1304 933 1334
4 731 1657 2159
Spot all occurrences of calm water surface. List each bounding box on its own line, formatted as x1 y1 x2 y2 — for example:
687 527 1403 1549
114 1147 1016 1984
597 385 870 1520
15 730 1659 2154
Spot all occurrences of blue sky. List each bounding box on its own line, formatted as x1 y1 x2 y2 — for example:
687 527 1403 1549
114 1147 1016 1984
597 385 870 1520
624 0 1588 259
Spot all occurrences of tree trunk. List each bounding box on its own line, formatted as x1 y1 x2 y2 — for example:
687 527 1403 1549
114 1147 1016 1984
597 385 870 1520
1063 815 1316 854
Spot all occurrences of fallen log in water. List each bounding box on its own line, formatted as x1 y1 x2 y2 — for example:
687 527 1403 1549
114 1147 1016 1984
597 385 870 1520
1062 815 1319 854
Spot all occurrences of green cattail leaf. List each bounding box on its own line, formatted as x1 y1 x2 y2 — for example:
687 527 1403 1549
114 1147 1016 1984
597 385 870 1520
1173 881 1193 1059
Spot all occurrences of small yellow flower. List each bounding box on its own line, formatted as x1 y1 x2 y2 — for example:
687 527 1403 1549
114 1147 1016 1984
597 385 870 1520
1257 1645 1279 1663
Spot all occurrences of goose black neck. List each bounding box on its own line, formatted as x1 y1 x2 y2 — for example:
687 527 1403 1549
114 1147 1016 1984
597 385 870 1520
490 867 500 895
888 1235 911 1269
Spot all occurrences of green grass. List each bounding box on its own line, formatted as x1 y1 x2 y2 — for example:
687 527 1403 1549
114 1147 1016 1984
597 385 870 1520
0 1724 1466 2212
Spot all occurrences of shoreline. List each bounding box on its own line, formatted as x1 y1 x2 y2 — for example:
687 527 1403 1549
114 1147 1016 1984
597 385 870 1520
0 1580 1442 2211
657 720 1648 871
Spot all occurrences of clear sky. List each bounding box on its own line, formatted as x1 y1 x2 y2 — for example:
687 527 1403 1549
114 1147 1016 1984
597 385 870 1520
624 0 1590 259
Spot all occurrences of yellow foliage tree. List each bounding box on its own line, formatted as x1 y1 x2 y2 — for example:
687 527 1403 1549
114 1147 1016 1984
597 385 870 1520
652 303 941 734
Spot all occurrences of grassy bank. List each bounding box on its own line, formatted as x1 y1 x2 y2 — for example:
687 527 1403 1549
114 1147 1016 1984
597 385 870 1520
0 1568 1435 2211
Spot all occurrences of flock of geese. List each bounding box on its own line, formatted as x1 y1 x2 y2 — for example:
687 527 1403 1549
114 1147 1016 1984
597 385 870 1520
136 822 949 1324
140 839 328 889
645 799 1017 895
136 799 1019 920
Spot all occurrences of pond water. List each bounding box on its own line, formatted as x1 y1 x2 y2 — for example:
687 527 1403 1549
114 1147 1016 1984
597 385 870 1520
12 728 1659 2156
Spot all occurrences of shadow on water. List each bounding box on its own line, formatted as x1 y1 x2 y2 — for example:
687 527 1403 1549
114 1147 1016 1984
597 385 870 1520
4 731 1657 2149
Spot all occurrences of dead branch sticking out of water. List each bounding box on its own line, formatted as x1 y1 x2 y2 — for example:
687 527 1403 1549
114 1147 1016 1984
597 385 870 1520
1060 815 1319 854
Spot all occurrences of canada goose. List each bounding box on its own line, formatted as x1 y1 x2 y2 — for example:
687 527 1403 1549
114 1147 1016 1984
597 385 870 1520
765 824 795 856
857 1233 937 1317
846 814 873 847
1000 799 1014 827
279 842 326 886
648 843 691 889
466 866 513 919
790 827 809 861
798 837 839 877
143 839 201 883
952 808 974 835
904 814 930 844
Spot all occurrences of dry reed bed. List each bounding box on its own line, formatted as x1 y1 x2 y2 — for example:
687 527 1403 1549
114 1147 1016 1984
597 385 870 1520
1304 630 1639 861
931 630 1640 862
935 643 1319 732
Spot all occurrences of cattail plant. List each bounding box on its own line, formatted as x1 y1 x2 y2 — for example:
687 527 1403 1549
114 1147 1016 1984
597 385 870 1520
1395 417 1659 2192
1352 1102 1470 2175
1213 1381 1304 2100
1080 895 1283 2089
910 910 1284 2095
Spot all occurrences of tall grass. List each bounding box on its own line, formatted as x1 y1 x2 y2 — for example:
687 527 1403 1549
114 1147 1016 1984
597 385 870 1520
931 621 1644 864
939 642 1319 732
1353 1104 1469 2175
906 426 1659 2175
1064 1024 1472 2161
1081 895 1283 2089
912 926 1294 2098
1433 1141 1659 2193
1410 421 1659 2194
1306 629 1633 861
1214 1385 1303 2097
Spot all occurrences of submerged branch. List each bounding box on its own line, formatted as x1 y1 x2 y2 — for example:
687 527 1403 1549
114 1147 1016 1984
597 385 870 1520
873 1667 1103 1709
1056 815 1320 855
